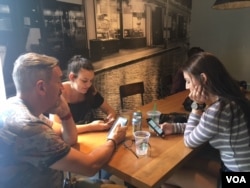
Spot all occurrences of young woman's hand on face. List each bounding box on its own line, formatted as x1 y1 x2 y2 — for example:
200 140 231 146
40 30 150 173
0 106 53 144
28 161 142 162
189 85 207 104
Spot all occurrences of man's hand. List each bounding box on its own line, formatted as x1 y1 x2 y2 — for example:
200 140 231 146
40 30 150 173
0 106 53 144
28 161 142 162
109 124 127 145
49 95 71 118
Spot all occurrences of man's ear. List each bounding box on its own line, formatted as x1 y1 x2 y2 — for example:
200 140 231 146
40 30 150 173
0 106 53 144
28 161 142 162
36 80 46 95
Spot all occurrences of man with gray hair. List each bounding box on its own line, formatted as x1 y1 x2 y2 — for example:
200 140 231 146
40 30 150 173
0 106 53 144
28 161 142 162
0 53 126 188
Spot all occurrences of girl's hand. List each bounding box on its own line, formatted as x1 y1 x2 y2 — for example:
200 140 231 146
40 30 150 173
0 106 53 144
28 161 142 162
105 114 115 126
160 122 174 135
189 85 207 104
90 120 112 131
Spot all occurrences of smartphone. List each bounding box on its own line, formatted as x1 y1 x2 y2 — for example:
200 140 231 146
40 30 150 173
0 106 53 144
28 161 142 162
146 118 165 137
107 116 128 139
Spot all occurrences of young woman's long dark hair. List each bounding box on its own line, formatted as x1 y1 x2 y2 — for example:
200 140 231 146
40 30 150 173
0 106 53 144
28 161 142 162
182 52 250 143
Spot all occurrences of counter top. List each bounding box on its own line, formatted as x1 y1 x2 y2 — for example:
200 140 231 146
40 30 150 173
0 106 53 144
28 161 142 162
93 46 180 73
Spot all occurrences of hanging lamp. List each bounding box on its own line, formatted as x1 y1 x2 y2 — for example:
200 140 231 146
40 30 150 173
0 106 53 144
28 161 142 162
212 0 250 9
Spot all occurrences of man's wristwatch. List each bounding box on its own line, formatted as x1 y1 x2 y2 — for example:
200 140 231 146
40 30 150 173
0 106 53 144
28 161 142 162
191 102 206 111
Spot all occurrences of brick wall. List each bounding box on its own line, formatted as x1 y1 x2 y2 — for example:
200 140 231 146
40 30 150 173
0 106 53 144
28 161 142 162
94 47 187 118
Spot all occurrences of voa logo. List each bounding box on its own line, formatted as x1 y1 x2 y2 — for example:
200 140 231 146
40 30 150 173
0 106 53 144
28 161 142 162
226 176 246 184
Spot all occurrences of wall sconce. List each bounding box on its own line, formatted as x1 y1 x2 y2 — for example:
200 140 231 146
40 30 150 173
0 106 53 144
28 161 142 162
212 0 250 9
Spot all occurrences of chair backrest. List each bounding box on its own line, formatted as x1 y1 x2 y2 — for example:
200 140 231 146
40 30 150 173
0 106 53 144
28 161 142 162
119 82 145 109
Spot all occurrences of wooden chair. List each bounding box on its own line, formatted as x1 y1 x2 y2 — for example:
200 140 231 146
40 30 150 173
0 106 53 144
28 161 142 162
119 82 145 109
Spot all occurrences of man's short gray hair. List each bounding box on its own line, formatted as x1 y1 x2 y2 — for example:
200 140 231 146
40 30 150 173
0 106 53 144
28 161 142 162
12 53 59 93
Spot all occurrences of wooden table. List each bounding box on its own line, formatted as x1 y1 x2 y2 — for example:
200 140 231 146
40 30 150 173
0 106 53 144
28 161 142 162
76 90 201 188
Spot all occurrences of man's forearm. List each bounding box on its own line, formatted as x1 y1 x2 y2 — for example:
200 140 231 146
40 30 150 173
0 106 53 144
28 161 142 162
60 113 78 145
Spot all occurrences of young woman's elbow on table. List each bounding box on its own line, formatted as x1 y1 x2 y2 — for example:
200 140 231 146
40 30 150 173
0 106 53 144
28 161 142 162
183 138 199 148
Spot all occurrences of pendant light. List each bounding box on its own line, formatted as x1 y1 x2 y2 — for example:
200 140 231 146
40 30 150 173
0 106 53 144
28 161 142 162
212 0 250 9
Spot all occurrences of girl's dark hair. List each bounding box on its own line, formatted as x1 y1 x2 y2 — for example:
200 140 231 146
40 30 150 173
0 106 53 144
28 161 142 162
187 47 204 58
182 52 250 140
67 55 94 75
67 55 95 102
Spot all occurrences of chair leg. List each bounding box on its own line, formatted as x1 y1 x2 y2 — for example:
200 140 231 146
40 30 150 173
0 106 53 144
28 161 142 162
63 172 72 188
63 172 77 188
